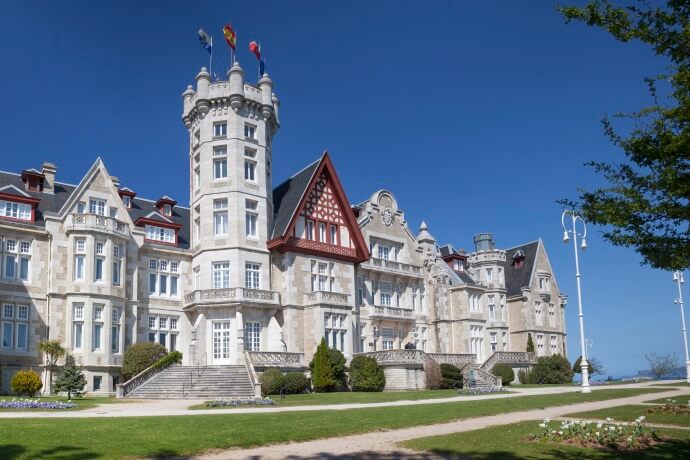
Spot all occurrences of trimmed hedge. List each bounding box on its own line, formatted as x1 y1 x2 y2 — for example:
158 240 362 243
440 363 463 389
491 364 515 385
260 368 285 396
11 369 43 396
349 356 385 392
424 359 443 390
122 343 167 380
283 372 309 394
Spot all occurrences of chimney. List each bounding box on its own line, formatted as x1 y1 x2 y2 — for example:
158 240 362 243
41 162 57 195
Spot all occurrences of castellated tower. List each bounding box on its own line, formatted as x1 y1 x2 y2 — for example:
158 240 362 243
181 63 282 365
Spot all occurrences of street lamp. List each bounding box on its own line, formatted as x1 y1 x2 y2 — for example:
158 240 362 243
673 271 690 383
562 210 591 393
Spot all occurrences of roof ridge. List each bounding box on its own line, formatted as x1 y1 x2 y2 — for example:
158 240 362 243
0 170 79 188
133 196 189 209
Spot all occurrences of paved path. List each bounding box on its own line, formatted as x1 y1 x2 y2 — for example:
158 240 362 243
199 386 690 460
0 381 680 419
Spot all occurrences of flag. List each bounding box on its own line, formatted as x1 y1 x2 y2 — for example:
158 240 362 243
249 41 261 60
259 60 265 76
198 29 213 55
223 24 236 50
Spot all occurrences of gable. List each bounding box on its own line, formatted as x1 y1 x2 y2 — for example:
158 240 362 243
268 152 369 263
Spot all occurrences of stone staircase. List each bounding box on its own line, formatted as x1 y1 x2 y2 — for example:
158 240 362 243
126 365 255 399
462 363 501 391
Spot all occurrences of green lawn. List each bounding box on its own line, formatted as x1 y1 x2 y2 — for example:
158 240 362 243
645 395 690 404
514 383 577 388
652 382 690 387
0 388 665 459
190 389 492 409
565 404 690 427
403 420 690 459
0 395 130 411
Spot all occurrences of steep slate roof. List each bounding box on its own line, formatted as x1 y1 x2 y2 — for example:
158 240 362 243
270 159 320 239
0 171 76 227
128 197 190 249
503 240 540 297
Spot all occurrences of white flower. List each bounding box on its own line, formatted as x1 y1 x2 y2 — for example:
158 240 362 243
544 418 551 423
558 431 564 435
595 431 601 436
605 417 614 422
597 422 603 429
539 423 546 428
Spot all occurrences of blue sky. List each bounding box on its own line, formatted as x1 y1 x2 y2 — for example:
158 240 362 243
0 1 684 377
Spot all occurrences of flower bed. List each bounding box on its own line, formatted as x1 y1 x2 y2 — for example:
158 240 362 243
206 398 275 407
647 398 690 415
0 398 76 410
529 416 662 451
458 387 505 395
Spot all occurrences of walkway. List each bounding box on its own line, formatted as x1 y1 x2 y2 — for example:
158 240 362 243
199 385 690 459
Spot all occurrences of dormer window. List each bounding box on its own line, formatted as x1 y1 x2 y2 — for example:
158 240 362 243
118 188 136 209
163 204 172 216
453 259 463 272
512 249 526 269
20 169 44 193
155 196 177 216
0 200 32 221
123 196 131 208
145 225 175 244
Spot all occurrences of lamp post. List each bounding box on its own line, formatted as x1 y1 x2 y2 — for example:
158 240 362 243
673 271 690 383
562 210 591 393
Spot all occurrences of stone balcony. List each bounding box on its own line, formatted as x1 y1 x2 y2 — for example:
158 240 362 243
360 257 423 278
368 305 415 321
184 287 280 309
67 213 128 237
304 291 350 307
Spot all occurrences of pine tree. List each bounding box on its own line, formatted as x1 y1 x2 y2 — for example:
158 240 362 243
526 333 535 353
312 338 336 392
53 354 86 400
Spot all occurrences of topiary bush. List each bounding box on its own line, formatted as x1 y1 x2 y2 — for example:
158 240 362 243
424 359 443 390
531 354 573 384
121 342 167 380
526 333 535 353
517 369 536 384
260 368 285 396
312 339 336 392
440 363 463 389
283 372 309 394
309 346 347 390
349 356 385 392
491 364 515 385
11 369 42 396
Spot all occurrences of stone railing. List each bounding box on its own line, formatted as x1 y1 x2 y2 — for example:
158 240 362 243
360 350 426 366
247 351 304 368
369 305 415 320
480 351 537 372
70 213 128 236
427 353 476 367
184 288 279 308
465 366 502 389
243 351 263 398
304 291 350 306
362 258 423 276
117 360 177 398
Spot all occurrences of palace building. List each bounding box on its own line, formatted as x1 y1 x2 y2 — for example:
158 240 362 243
0 63 567 395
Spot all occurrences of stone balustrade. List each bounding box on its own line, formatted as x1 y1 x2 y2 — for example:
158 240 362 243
480 351 537 372
247 351 305 368
369 305 415 320
69 213 128 237
427 353 476 366
361 257 423 277
304 291 350 306
359 349 426 366
184 287 279 308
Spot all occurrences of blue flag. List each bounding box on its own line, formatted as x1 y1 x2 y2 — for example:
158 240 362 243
198 29 212 55
259 60 265 76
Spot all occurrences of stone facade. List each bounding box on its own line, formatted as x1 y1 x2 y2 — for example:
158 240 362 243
0 63 566 395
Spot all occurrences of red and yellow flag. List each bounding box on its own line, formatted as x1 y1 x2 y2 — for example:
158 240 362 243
223 24 236 50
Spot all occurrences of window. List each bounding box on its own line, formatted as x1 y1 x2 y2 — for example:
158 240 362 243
149 259 178 296
306 220 314 240
73 303 84 349
111 307 121 353
244 123 256 139
318 223 326 242
93 304 103 321
74 242 85 281
213 122 227 137
329 225 338 245
89 199 106 216
93 376 101 391
147 315 178 351
550 335 558 355
213 199 228 236
2 237 31 281
245 322 261 351
539 277 551 291
0 200 32 221
378 245 389 260
356 277 364 306
213 261 230 288
535 302 543 326
245 263 260 289
145 225 175 243
453 259 463 271
469 293 480 312
244 160 256 181
94 257 104 281
537 334 545 356
122 195 131 208
490 332 497 352
488 304 495 321
324 313 347 352
470 325 484 362
112 245 121 286
486 268 493 282
311 261 334 292
93 323 102 350
379 281 392 306
245 206 258 238
548 304 556 327
213 157 228 180
1 303 29 350
213 145 227 157
381 328 394 350
194 167 200 190
194 266 200 289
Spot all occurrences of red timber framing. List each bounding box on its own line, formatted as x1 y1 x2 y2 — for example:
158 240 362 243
0 191 41 223
267 152 370 263
133 216 182 246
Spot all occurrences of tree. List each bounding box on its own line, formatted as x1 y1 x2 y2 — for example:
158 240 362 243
53 354 86 400
11 369 42 396
526 333 535 353
121 342 167 380
309 347 346 389
558 1 690 270
573 356 606 376
349 356 385 392
645 352 680 379
38 340 65 395
311 339 336 392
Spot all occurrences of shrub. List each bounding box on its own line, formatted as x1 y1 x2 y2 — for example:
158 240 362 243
312 339 336 392
526 333 535 353
260 368 285 396
517 369 536 384
283 372 309 394
349 356 385 392
11 369 42 396
151 350 183 371
424 359 443 390
491 364 515 385
309 347 347 389
121 342 167 380
440 363 463 389
531 354 573 384
53 355 86 400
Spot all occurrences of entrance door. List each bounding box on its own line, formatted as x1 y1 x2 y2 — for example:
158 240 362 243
212 321 232 364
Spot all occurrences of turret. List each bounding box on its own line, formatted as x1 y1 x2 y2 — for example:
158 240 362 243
228 61 245 111
195 67 211 116
416 221 436 245
473 233 495 252
181 85 195 128
258 73 274 118
272 92 280 124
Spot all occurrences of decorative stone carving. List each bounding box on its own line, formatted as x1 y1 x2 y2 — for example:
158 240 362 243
380 207 393 226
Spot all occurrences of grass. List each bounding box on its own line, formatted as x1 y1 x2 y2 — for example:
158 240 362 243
652 382 690 387
645 395 690 404
566 404 690 427
403 420 690 459
0 395 130 411
0 388 665 459
517 383 577 388
190 389 490 409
